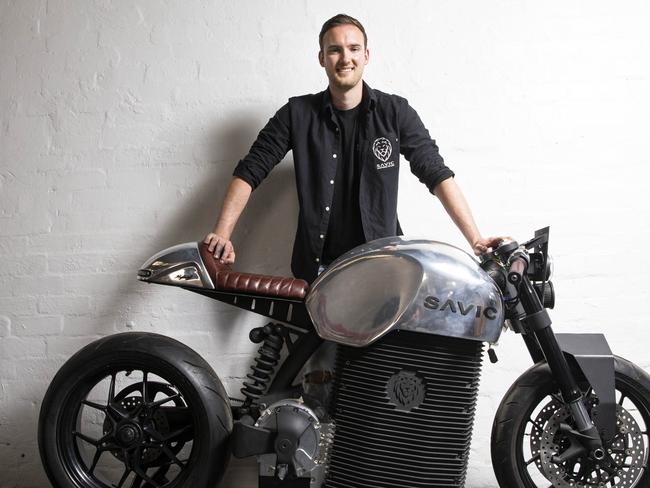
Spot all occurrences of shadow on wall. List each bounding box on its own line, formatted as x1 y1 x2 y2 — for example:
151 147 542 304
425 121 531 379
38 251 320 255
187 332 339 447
149 113 299 275
102 113 299 339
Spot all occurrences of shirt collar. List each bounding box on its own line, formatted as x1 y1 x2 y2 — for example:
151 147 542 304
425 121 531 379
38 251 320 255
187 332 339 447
321 81 376 115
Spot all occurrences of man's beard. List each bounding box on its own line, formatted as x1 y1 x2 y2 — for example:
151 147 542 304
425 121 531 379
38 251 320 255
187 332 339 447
330 71 362 90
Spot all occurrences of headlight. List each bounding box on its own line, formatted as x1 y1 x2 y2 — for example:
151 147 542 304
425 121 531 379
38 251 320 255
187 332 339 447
533 281 555 309
529 252 553 281
546 253 554 280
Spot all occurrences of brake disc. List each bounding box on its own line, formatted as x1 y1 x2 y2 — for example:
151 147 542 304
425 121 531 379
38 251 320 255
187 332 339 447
537 404 645 487
530 397 563 474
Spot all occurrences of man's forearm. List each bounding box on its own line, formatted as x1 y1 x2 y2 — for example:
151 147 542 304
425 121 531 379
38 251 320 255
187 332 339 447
212 176 253 239
433 177 482 247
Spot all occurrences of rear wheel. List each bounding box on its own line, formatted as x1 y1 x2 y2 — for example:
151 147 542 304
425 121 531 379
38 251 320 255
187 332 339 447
492 357 650 487
39 333 232 488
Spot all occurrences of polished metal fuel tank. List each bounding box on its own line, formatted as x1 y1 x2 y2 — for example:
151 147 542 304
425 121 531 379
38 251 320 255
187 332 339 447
305 237 504 347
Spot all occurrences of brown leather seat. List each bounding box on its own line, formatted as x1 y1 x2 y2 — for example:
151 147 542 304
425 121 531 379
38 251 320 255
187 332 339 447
199 243 309 300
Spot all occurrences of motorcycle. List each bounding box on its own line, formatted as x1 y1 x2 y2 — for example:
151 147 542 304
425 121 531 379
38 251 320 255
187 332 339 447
38 227 650 488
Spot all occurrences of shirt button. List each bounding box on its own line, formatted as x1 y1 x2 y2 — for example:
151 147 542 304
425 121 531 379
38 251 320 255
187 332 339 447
329 179 334 185
332 154 337 159
315 257 320 263
325 206 330 212
320 234 324 239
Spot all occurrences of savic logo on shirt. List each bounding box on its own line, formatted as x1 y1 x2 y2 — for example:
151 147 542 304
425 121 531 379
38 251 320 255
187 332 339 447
372 137 395 170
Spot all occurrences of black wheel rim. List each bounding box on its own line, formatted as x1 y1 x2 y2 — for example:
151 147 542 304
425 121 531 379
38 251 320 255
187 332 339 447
516 377 650 487
56 360 200 488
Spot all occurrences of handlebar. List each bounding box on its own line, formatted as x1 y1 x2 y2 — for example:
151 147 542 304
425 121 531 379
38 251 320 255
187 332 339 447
507 252 529 285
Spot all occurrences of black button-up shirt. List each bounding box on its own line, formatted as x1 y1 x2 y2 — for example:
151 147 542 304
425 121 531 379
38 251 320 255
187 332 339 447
233 82 454 283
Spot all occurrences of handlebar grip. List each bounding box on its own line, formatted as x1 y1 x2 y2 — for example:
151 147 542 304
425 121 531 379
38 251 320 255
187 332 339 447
508 256 527 285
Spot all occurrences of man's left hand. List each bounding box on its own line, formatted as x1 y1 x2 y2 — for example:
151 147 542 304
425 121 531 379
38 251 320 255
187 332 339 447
471 236 510 256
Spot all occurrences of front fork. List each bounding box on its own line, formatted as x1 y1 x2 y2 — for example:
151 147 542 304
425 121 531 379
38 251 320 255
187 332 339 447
517 279 605 459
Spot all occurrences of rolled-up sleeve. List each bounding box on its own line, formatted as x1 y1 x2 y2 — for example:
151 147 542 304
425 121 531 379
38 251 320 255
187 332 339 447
233 103 292 190
398 99 454 193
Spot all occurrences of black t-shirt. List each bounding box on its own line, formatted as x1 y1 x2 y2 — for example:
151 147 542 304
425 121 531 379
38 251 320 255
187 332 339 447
322 105 366 265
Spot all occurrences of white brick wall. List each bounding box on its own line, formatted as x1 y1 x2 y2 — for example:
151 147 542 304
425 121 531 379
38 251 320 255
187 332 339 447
1 1 649 487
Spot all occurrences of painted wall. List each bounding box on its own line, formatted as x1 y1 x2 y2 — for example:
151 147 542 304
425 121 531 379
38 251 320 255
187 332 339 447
1 1 649 486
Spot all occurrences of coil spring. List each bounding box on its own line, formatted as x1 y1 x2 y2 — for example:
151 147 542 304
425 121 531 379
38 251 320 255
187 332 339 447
241 323 284 406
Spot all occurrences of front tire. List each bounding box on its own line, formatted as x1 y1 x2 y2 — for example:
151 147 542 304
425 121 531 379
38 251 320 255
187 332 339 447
38 332 233 488
491 356 650 487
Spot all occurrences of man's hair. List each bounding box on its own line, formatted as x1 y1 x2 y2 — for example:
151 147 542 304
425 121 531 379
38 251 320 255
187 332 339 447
319 14 367 50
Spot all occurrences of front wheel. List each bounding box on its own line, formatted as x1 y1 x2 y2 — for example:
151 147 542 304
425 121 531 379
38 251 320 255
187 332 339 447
492 356 650 487
38 332 232 488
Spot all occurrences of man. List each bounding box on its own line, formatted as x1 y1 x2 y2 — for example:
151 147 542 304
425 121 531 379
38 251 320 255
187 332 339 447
204 14 501 281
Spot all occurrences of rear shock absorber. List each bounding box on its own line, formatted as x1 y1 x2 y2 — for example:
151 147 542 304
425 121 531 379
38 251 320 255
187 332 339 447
241 323 284 409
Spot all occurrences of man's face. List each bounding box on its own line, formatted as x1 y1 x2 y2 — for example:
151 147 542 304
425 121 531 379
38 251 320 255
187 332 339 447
319 24 369 91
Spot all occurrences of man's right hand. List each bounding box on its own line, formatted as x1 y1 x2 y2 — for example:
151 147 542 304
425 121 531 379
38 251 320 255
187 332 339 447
204 233 236 264
204 177 252 265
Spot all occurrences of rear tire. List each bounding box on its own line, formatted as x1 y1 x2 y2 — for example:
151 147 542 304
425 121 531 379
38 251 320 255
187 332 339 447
38 332 232 488
492 356 650 487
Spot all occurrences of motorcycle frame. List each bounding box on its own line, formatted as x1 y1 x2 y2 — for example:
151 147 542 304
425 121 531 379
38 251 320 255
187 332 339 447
186 287 322 396
185 227 617 463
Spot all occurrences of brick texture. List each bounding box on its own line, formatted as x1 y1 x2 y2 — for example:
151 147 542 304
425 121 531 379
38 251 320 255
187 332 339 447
1 1 650 487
